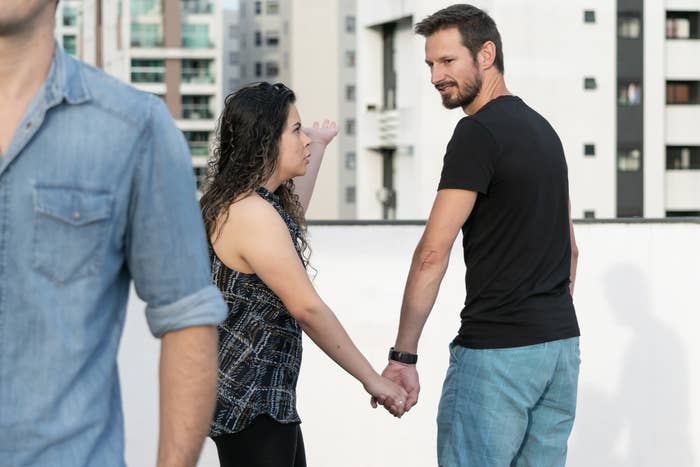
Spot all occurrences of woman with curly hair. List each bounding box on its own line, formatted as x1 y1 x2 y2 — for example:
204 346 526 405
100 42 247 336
200 82 407 467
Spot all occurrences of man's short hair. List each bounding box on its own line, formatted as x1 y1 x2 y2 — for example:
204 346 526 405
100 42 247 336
414 4 504 74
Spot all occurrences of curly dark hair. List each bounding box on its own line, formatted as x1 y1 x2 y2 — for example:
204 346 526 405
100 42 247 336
200 82 309 263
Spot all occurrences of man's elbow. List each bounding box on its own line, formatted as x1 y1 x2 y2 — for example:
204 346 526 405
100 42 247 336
571 244 580 260
415 244 450 271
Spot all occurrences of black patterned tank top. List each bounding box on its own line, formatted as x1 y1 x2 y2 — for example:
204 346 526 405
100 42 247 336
209 187 305 436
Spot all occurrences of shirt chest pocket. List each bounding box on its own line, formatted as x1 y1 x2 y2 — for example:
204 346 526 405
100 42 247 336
33 186 114 284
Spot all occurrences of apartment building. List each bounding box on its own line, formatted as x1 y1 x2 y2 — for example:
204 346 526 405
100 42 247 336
237 0 291 86
356 0 700 219
233 0 358 219
55 0 223 193
222 6 242 96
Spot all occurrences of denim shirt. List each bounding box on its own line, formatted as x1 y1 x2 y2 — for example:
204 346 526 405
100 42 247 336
0 46 227 466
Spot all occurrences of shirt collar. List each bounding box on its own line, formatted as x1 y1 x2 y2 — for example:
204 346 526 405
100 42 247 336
44 42 91 107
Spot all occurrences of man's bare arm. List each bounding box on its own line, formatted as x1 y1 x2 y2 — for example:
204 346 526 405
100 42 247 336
568 200 578 296
157 325 219 467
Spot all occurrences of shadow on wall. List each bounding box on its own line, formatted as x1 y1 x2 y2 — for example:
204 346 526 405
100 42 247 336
574 263 693 466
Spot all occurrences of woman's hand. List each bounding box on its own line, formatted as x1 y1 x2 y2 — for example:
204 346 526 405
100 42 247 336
364 373 409 418
303 119 338 145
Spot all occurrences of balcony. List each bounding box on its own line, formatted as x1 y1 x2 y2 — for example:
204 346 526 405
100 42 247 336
181 0 213 15
130 23 163 48
119 221 700 466
181 105 213 120
363 108 416 150
182 24 213 49
181 60 215 85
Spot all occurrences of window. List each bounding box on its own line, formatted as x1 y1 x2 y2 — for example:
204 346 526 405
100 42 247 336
255 62 262 77
618 82 642 106
266 30 280 47
63 6 78 27
345 84 356 101
345 186 356 203
584 144 596 157
345 119 356 135
228 24 238 39
229 52 239 65
255 1 262 15
666 11 699 39
618 14 641 39
182 59 213 83
183 131 210 156
345 50 356 67
666 211 700 217
130 0 160 16
618 148 641 172
345 152 356 170
130 23 162 47
62 35 77 55
583 210 596 219
131 59 165 83
228 78 240 92
666 81 700 104
667 146 700 170
584 77 597 90
240 64 247 79
181 0 212 14
182 96 212 119
583 10 595 23
265 61 279 78
346 16 356 33
254 30 262 46
267 0 279 14
193 166 207 191
182 24 210 48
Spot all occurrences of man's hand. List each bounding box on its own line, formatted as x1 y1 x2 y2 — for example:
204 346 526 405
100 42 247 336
371 361 420 412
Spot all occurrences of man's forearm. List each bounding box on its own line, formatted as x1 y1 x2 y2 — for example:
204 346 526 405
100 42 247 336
157 325 219 467
394 247 449 353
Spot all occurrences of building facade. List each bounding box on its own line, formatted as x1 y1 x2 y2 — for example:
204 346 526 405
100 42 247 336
55 0 224 193
356 0 700 219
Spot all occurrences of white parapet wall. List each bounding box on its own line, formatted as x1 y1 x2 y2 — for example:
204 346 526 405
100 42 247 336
119 221 700 466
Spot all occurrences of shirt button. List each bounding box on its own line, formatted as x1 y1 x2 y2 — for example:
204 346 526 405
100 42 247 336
25 122 32 129
73 211 81 220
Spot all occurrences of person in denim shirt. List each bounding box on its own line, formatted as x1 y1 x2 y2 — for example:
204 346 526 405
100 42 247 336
0 2 227 466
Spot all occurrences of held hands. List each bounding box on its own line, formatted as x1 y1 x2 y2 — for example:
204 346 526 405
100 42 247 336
302 120 339 146
364 373 409 418
371 361 420 416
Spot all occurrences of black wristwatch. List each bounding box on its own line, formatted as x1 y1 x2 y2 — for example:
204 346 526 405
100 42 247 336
388 347 418 364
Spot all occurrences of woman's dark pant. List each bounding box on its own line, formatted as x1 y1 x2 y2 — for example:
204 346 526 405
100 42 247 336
212 415 306 467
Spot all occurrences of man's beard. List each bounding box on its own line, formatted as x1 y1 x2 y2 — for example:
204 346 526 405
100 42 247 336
440 74 483 109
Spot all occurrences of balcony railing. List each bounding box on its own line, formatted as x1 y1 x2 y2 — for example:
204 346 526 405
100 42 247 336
181 0 213 14
182 70 214 84
182 106 213 120
187 141 209 156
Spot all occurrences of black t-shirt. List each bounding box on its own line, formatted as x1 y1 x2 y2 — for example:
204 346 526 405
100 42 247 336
438 95 580 349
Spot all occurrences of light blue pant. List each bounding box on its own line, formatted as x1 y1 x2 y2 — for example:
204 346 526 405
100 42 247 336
437 337 580 467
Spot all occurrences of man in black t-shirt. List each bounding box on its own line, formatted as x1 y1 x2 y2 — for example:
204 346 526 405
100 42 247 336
378 5 581 466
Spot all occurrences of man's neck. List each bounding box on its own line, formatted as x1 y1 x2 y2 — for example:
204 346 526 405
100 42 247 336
463 73 510 116
0 21 55 104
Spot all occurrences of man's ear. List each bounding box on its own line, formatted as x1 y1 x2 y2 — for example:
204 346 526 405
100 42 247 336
478 41 497 70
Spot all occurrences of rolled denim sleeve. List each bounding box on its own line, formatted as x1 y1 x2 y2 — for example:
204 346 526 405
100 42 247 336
126 96 226 337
